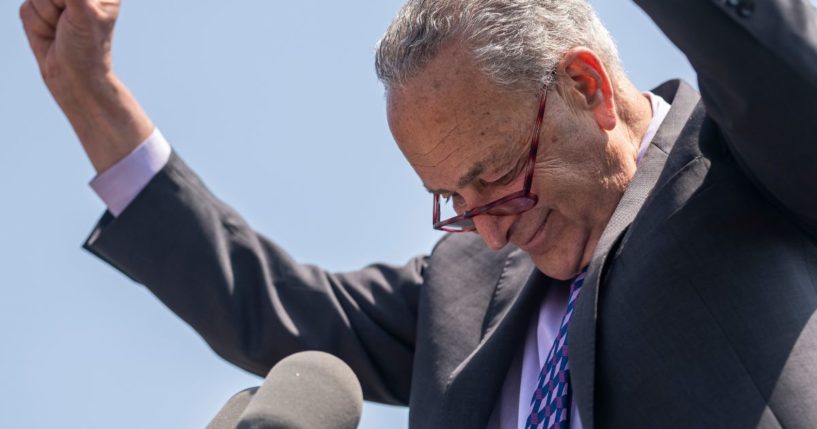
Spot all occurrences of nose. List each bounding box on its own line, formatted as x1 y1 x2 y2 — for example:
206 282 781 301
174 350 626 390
472 214 512 251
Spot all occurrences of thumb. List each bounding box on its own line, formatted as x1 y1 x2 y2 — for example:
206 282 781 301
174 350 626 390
62 0 121 16
61 0 121 29
60 0 91 9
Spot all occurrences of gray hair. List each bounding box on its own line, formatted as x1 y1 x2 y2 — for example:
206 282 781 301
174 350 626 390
375 0 622 93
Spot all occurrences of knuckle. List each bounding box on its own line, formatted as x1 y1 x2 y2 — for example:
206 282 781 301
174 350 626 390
19 1 29 20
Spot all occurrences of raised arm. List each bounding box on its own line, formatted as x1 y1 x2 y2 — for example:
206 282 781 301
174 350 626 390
20 0 152 173
84 154 426 404
20 0 426 405
634 0 817 228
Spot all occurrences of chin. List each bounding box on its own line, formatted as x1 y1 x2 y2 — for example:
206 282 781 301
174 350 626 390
532 256 580 280
534 262 579 280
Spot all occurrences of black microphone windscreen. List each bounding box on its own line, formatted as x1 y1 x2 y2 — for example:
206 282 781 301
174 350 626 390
236 351 363 429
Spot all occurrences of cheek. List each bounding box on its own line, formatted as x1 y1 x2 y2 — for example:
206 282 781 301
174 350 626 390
532 123 618 213
531 159 609 225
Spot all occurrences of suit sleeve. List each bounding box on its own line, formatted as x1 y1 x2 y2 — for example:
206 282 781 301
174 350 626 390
84 153 425 405
633 0 817 228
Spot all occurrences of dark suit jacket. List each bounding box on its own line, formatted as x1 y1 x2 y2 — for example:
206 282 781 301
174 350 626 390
84 0 817 427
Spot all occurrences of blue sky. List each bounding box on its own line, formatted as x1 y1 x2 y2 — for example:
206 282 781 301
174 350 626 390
2 0 792 427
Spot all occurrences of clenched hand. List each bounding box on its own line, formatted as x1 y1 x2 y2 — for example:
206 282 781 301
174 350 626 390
20 0 153 174
21 0 120 86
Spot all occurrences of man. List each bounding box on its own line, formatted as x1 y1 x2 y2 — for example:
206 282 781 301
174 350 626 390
20 0 817 428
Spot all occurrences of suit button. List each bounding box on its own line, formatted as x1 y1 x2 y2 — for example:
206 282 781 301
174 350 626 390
727 0 755 17
736 1 755 17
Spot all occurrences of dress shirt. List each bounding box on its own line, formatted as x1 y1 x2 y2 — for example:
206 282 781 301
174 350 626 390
89 92 670 429
90 128 171 217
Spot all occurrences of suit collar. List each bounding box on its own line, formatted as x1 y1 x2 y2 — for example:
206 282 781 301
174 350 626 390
568 80 702 429
441 266 568 428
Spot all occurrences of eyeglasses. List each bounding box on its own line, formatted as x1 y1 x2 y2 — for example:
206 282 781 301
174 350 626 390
432 84 550 232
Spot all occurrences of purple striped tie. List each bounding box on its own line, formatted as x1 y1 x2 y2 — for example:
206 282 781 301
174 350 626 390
525 269 587 429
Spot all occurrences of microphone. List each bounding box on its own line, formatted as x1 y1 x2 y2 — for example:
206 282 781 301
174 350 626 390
207 387 259 429
234 351 363 429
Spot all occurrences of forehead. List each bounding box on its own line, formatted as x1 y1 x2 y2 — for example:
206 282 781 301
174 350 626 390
386 46 532 189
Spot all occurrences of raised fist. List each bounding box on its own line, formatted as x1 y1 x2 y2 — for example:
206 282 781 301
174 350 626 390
19 0 153 174
20 0 121 85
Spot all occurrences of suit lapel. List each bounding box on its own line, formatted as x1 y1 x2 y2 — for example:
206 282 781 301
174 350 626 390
441 264 570 428
568 81 701 429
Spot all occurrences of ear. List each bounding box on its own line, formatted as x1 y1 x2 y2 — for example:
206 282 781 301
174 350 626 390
557 48 617 131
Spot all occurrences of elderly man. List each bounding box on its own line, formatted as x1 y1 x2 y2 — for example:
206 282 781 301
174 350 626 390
21 0 817 428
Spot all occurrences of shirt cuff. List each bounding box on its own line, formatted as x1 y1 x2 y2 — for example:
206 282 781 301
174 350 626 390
90 128 172 217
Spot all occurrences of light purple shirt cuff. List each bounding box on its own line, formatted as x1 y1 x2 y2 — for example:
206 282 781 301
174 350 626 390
89 128 172 217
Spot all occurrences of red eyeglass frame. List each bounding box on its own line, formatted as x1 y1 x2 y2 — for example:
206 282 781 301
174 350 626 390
432 83 551 232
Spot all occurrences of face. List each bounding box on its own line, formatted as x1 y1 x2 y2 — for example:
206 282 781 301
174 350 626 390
387 45 638 280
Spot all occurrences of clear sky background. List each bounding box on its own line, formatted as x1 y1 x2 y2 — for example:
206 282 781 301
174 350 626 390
3 1 803 428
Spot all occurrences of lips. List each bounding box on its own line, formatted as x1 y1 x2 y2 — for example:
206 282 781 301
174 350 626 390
515 209 552 251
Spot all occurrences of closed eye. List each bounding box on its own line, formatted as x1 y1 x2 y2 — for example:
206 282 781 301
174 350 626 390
491 168 519 186
441 193 466 210
483 157 526 187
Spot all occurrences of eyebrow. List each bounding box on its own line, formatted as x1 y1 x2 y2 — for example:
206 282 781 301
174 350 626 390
423 152 506 195
423 122 532 195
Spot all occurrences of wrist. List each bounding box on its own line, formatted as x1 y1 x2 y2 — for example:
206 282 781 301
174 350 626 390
50 73 155 173
46 69 119 111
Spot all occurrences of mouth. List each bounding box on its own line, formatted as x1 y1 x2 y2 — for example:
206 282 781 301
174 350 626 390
515 209 552 251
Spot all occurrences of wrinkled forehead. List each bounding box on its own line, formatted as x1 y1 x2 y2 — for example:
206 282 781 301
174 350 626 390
387 86 528 188
385 52 532 187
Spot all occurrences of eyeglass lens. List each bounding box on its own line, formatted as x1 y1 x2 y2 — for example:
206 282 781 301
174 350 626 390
435 194 538 231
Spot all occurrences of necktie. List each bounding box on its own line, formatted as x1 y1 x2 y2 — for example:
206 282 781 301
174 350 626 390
525 269 587 429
